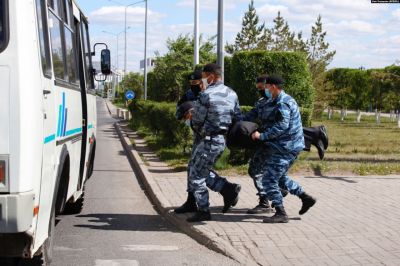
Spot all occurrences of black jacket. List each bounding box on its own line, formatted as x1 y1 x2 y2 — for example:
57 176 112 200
227 121 261 149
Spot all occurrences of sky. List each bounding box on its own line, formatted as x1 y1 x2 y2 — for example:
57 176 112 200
77 0 400 73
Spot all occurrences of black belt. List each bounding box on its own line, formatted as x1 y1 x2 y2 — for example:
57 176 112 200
205 129 228 137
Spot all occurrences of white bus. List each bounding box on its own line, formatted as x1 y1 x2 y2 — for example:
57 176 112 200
0 0 110 264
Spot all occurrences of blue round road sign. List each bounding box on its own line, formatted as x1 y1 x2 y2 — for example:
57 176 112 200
125 90 135 100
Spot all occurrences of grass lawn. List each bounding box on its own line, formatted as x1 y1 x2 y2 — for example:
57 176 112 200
129 112 400 176
294 113 400 175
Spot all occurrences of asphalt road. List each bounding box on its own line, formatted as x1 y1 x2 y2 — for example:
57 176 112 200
48 98 237 266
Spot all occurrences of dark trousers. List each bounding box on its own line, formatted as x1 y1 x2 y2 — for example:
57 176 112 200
303 126 320 151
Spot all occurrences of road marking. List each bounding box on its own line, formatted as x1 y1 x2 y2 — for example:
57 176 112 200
54 246 84 251
95 259 139 266
122 245 179 251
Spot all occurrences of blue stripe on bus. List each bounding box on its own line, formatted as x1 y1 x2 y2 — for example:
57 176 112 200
57 105 62 137
65 127 82 136
61 93 66 136
62 108 68 137
44 134 56 144
44 127 82 144
88 124 93 129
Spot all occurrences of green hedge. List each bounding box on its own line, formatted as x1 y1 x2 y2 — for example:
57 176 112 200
229 51 315 109
129 100 192 148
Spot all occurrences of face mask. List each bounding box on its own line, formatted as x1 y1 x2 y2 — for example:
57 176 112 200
264 89 272 99
184 120 191 127
190 84 202 97
202 76 210 89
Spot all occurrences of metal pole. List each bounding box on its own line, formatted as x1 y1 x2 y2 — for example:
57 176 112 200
144 0 148 100
194 0 199 67
116 35 119 70
124 6 127 76
217 0 224 80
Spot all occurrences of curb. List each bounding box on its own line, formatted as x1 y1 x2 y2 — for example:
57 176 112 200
113 121 258 266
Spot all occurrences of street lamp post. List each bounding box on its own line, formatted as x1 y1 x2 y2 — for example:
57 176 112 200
194 0 199 67
102 30 125 70
109 0 146 76
108 0 148 100
217 0 224 80
144 0 148 100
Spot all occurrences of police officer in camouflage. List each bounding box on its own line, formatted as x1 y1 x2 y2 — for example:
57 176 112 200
174 71 229 214
187 63 242 222
243 75 326 215
249 75 316 223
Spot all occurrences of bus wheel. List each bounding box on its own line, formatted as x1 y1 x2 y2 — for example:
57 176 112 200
28 207 55 265
63 193 84 215
87 143 96 179
40 207 55 265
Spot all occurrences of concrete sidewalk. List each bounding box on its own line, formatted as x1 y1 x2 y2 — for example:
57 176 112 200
108 100 400 266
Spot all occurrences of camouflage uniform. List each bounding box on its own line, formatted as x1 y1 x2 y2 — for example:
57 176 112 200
175 90 223 194
188 81 241 211
244 91 305 208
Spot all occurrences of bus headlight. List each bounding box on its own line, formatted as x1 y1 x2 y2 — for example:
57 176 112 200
0 156 9 192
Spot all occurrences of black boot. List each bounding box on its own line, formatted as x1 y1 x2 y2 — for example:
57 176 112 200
319 125 329 150
186 210 211 222
247 197 272 214
299 193 316 215
174 192 197 214
263 206 289 223
281 189 289 197
220 182 241 213
314 139 325 160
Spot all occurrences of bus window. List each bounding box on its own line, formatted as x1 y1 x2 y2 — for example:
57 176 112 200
63 0 73 28
65 27 78 84
36 0 52 78
63 0 78 84
48 0 60 17
48 11 65 80
81 20 94 89
0 0 9 53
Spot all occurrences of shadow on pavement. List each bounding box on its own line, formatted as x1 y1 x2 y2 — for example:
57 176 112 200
304 175 357 183
74 213 179 232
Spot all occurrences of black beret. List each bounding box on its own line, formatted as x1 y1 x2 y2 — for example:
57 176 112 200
256 75 268 83
265 75 284 85
189 70 202 81
176 101 194 120
203 63 222 75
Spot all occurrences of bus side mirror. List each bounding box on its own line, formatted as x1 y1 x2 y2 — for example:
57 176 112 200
101 49 111 75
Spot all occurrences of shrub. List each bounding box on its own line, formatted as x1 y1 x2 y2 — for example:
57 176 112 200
129 100 192 148
229 51 315 109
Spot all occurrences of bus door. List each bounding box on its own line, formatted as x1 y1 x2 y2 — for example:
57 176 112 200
37 0 56 194
35 0 57 247
76 16 87 190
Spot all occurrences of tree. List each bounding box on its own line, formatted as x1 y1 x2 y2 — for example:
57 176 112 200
306 15 336 117
270 12 295 52
370 71 400 110
149 34 216 102
120 72 144 100
225 0 265 54
307 15 336 80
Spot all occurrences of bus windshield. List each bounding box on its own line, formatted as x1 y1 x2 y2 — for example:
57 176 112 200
0 0 8 52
